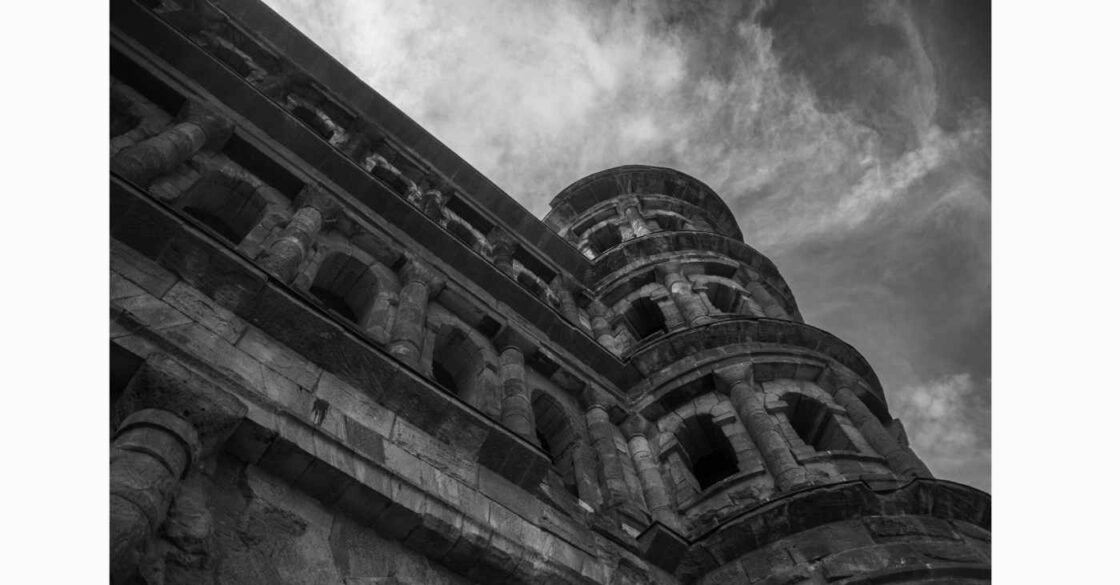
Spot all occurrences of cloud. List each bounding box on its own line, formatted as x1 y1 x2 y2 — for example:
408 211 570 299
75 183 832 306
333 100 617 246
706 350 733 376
894 373 991 490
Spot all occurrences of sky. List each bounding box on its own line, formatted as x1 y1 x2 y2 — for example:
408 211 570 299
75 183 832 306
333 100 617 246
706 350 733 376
261 0 991 491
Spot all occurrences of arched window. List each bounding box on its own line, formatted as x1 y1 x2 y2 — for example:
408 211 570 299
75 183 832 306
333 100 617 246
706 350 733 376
585 223 622 256
678 415 739 490
531 391 579 498
430 325 486 401
650 213 689 232
623 296 667 341
703 281 743 315
179 173 267 244
783 394 855 452
309 253 378 323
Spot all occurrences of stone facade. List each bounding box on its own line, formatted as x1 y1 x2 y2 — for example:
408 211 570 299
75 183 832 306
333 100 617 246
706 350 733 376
109 1 991 583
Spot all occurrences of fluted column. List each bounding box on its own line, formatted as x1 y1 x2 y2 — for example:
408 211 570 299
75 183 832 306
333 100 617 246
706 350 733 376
658 263 710 326
111 100 232 187
832 385 932 479
110 409 199 584
622 415 678 529
387 260 444 367
257 185 339 282
498 346 537 444
583 395 630 508
719 365 808 491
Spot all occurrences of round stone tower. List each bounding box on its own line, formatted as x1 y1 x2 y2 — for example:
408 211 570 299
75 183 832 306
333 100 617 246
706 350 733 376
546 165 991 584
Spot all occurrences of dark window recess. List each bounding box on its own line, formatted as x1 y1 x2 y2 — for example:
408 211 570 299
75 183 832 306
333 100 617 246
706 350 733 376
110 343 146 408
680 415 739 490
531 391 579 497
444 196 494 234
179 174 266 245
309 286 358 322
432 361 460 394
653 214 688 232
704 262 738 279
222 134 304 200
308 253 377 324
210 44 255 79
704 282 741 314
525 350 560 378
446 220 477 246
477 316 501 339
624 297 667 340
585 223 622 256
110 95 141 138
513 247 556 285
110 47 186 115
290 104 335 139
785 394 856 452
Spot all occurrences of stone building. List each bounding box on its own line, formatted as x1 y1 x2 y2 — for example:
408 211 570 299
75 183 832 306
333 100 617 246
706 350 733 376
109 0 991 583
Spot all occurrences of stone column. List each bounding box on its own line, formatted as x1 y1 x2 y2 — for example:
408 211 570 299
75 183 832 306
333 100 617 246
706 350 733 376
622 415 678 529
658 263 710 327
257 185 339 282
110 409 200 584
832 386 932 479
745 281 789 320
498 346 537 444
489 230 518 278
587 301 621 354
550 276 583 325
111 100 232 187
387 260 443 367
583 393 630 508
622 204 652 238
570 439 604 507
109 353 246 584
362 288 399 345
719 365 808 491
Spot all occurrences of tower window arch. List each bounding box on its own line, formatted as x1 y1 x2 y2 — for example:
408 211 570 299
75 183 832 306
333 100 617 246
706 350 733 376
622 296 667 341
783 394 855 452
584 223 622 256
677 414 739 490
179 173 267 244
703 281 743 315
531 390 579 498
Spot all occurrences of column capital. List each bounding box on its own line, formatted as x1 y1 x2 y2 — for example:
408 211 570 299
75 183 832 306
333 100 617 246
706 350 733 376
294 183 342 221
621 414 652 439
655 261 683 279
714 362 753 388
114 409 201 472
400 258 445 294
112 353 247 458
178 100 232 150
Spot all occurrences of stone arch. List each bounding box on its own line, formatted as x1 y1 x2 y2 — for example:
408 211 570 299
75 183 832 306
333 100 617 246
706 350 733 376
176 171 267 244
614 284 670 343
425 307 499 413
531 389 580 497
780 392 856 453
302 241 400 341
583 221 623 256
656 392 751 502
646 210 691 232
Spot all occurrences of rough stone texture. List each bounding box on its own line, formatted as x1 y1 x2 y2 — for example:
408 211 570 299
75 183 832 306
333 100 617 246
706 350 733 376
109 1 990 583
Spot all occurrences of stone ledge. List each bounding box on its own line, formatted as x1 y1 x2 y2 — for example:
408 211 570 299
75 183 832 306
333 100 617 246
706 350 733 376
675 478 991 583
